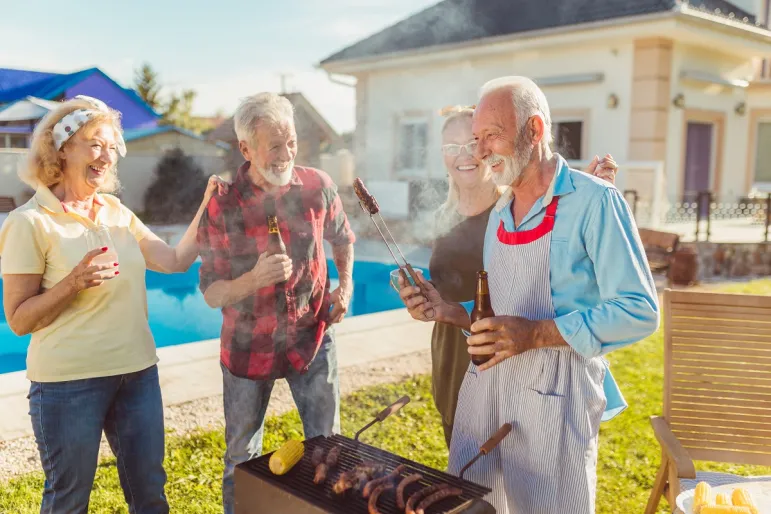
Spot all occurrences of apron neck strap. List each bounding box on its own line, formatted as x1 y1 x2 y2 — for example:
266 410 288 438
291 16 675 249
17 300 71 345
497 196 560 246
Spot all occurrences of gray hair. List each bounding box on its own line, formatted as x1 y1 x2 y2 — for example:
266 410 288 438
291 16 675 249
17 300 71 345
479 76 553 149
233 92 294 144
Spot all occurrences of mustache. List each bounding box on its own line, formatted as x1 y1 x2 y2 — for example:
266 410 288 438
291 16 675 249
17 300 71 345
483 154 506 167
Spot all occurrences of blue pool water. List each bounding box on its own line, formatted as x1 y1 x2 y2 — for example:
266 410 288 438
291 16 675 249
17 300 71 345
0 260 429 375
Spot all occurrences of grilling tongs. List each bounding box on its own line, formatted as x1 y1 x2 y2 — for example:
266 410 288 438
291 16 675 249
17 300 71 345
353 178 435 319
354 395 411 441
458 423 513 479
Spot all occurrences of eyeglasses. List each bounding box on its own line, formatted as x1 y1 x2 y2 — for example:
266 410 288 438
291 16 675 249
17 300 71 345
442 141 477 156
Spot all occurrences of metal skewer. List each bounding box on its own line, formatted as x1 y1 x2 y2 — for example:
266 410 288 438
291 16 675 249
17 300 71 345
378 212 409 264
358 199 404 272
356 197 435 319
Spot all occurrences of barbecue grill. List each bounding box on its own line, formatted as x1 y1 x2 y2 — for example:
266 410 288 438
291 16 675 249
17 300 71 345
234 395 506 514
234 434 496 514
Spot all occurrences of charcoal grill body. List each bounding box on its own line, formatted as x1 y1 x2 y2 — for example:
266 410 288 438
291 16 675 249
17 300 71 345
234 434 495 514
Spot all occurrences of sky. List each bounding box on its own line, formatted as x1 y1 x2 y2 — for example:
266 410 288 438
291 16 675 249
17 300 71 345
0 0 440 133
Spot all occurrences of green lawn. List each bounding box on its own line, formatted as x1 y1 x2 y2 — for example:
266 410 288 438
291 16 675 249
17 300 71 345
2 281 771 513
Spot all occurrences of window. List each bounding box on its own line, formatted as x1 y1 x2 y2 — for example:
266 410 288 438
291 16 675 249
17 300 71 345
0 134 28 149
396 117 428 176
553 121 583 160
754 121 771 183
9 134 27 148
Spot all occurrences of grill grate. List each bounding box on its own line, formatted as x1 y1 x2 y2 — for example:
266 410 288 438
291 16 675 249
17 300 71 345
241 434 492 514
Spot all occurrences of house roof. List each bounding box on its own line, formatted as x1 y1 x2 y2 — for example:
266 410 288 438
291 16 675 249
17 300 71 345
0 67 160 119
124 125 231 150
207 92 340 144
0 96 59 122
320 0 759 65
0 69 59 91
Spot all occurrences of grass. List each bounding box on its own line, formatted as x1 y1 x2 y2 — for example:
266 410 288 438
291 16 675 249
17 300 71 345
2 280 771 513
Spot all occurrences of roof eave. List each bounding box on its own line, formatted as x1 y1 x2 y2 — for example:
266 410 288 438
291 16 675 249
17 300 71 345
318 10 679 75
673 7 771 52
319 7 771 75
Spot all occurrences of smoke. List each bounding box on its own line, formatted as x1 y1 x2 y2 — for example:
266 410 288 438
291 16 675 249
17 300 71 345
408 178 450 242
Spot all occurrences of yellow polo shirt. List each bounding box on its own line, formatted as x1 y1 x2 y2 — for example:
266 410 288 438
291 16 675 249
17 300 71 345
0 186 158 382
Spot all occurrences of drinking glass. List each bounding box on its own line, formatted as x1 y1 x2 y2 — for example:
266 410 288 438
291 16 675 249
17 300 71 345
389 268 423 292
85 226 119 276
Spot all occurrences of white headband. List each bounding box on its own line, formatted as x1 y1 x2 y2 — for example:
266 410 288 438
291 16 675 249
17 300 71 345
52 95 126 157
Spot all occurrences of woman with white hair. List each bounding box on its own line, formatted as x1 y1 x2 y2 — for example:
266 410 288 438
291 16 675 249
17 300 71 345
427 105 618 447
0 96 226 513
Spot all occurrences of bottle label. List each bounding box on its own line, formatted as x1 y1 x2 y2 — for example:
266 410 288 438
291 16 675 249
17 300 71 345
268 216 279 234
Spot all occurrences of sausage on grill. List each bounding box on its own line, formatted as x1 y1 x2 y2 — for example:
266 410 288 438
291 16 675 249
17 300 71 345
313 463 328 484
325 445 341 467
353 178 380 214
367 483 393 514
362 464 406 498
396 473 423 509
415 487 463 514
311 446 325 467
333 471 357 494
333 463 385 495
405 483 450 514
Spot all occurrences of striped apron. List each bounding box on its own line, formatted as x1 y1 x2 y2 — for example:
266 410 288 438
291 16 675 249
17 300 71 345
447 197 607 514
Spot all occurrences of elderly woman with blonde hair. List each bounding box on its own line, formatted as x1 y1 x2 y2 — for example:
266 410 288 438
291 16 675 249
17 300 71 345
427 105 618 447
0 96 226 513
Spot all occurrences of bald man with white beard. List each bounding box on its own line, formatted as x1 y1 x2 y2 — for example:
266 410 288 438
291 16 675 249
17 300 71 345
398 77 659 513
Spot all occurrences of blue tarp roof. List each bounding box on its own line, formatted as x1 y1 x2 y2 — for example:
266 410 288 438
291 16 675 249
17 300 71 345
0 67 160 119
0 68 59 91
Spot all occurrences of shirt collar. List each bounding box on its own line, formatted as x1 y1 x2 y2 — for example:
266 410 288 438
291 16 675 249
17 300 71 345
34 184 104 214
494 153 576 213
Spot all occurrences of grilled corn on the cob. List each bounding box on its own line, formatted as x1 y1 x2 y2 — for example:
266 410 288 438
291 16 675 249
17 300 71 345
699 506 751 513
731 488 759 514
269 440 305 475
715 493 730 505
694 482 711 514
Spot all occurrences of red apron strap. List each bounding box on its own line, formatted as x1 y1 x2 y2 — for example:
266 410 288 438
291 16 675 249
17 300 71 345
497 196 560 246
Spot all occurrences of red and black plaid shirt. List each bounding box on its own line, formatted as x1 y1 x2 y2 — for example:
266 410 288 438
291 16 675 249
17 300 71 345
197 163 355 380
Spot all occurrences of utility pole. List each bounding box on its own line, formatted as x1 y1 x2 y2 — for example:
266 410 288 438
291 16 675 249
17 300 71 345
279 73 293 94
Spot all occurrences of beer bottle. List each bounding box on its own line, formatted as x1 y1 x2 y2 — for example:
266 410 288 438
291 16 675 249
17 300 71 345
266 215 287 256
469 270 495 366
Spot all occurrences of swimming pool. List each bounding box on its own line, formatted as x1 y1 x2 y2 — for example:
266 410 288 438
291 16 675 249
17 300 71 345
0 260 429 374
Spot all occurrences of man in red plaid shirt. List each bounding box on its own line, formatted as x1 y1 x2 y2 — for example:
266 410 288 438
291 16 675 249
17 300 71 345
196 93 355 514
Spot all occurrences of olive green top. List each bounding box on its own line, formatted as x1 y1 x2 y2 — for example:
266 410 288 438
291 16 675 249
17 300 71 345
428 204 494 427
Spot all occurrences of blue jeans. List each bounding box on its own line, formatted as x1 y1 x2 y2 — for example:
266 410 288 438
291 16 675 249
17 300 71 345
28 365 169 514
221 332 340 514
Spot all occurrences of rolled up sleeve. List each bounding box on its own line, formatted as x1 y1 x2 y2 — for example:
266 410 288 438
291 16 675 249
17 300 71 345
554 188 660 358
323 186 356 247
197 198 232 295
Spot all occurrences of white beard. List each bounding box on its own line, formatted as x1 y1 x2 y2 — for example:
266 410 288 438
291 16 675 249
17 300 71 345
486 148 531 187
258 161 294 186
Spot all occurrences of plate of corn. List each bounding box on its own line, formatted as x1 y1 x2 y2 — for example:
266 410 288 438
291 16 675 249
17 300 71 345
677 480 770 513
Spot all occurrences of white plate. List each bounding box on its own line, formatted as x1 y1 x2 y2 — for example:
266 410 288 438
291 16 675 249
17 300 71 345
677 480 771 513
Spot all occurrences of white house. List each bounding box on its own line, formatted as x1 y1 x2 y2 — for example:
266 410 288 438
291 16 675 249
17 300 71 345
319 0 771 223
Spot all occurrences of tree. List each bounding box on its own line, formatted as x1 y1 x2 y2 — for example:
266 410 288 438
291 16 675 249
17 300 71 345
133 63 161 110
161 89 200 132
143 148 208 223
132 64 205 133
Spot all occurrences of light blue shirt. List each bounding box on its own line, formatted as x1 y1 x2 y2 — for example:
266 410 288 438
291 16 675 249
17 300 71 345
462 155 660 421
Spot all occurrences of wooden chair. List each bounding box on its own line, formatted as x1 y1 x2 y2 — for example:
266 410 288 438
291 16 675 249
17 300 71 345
639 228 680 283
645 289 771 513
0 196 16 213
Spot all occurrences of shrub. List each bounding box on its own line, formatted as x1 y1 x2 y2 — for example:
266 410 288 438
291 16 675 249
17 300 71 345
143 148 208 223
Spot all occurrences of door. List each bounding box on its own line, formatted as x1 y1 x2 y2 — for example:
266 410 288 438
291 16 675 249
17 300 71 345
683 122 714 214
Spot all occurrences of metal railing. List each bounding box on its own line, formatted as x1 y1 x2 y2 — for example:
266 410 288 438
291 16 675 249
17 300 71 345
625 189 771 243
